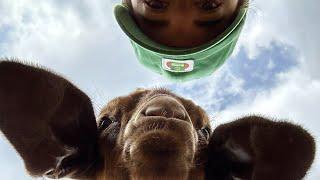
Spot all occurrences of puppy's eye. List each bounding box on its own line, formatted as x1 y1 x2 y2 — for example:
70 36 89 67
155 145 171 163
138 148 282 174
197 0 221 11
99 116 114 130
144 0 169 10
200 126 211 140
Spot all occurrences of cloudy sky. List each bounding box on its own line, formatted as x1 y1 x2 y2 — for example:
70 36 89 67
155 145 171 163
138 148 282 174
0 0 319 179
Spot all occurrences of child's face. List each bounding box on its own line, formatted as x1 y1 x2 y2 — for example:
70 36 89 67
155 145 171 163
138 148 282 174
130 0 240 48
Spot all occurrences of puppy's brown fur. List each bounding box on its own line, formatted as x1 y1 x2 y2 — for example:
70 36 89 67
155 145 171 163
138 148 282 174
0 60 316 180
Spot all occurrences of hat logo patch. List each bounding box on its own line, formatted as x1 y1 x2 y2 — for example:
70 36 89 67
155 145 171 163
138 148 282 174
162 58 194 73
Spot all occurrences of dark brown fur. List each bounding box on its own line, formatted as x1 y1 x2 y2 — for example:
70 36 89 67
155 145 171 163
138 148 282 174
0 60 316 180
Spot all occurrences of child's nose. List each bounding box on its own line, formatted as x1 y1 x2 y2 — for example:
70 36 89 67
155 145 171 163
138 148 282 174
170 14 196 35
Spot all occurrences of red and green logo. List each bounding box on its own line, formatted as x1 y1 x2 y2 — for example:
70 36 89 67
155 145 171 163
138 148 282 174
166 62 190 71
162 58 194 73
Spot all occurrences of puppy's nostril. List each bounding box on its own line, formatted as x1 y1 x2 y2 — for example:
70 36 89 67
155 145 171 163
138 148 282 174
144 105 186 120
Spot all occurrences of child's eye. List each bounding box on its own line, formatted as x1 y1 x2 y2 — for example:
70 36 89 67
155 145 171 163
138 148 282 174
144 0 169 10
198 0 221 11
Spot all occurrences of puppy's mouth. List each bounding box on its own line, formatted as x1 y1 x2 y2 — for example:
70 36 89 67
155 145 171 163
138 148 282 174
122 94 198 178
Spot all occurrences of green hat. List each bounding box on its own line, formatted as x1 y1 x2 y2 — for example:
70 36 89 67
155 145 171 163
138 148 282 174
114 4 248 82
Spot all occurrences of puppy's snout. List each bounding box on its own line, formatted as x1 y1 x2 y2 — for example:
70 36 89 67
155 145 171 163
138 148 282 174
144 96 186 120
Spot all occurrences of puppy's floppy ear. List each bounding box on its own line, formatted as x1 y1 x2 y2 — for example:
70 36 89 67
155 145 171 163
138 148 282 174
206 116 315 180
0 61 99 179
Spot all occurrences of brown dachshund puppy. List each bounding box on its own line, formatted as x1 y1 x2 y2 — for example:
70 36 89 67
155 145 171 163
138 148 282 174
0 60 316 180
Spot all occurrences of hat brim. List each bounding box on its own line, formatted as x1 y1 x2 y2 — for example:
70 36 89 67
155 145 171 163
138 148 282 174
114 4 248 56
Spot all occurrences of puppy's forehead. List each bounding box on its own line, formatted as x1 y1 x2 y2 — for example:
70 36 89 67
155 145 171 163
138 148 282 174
99 89 148 116
100 89 171 112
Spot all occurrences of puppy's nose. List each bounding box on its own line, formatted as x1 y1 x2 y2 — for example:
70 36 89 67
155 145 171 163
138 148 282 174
144 96 186 120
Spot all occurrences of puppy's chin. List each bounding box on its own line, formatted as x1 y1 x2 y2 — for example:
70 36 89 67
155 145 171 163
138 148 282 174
126 131 194 180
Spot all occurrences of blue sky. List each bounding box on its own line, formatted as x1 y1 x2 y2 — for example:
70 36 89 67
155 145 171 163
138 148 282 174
0 0 319 179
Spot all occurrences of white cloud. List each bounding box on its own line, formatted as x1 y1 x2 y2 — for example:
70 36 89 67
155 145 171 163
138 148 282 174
1 0 320 179
0 0 167 101
238 0 320 78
